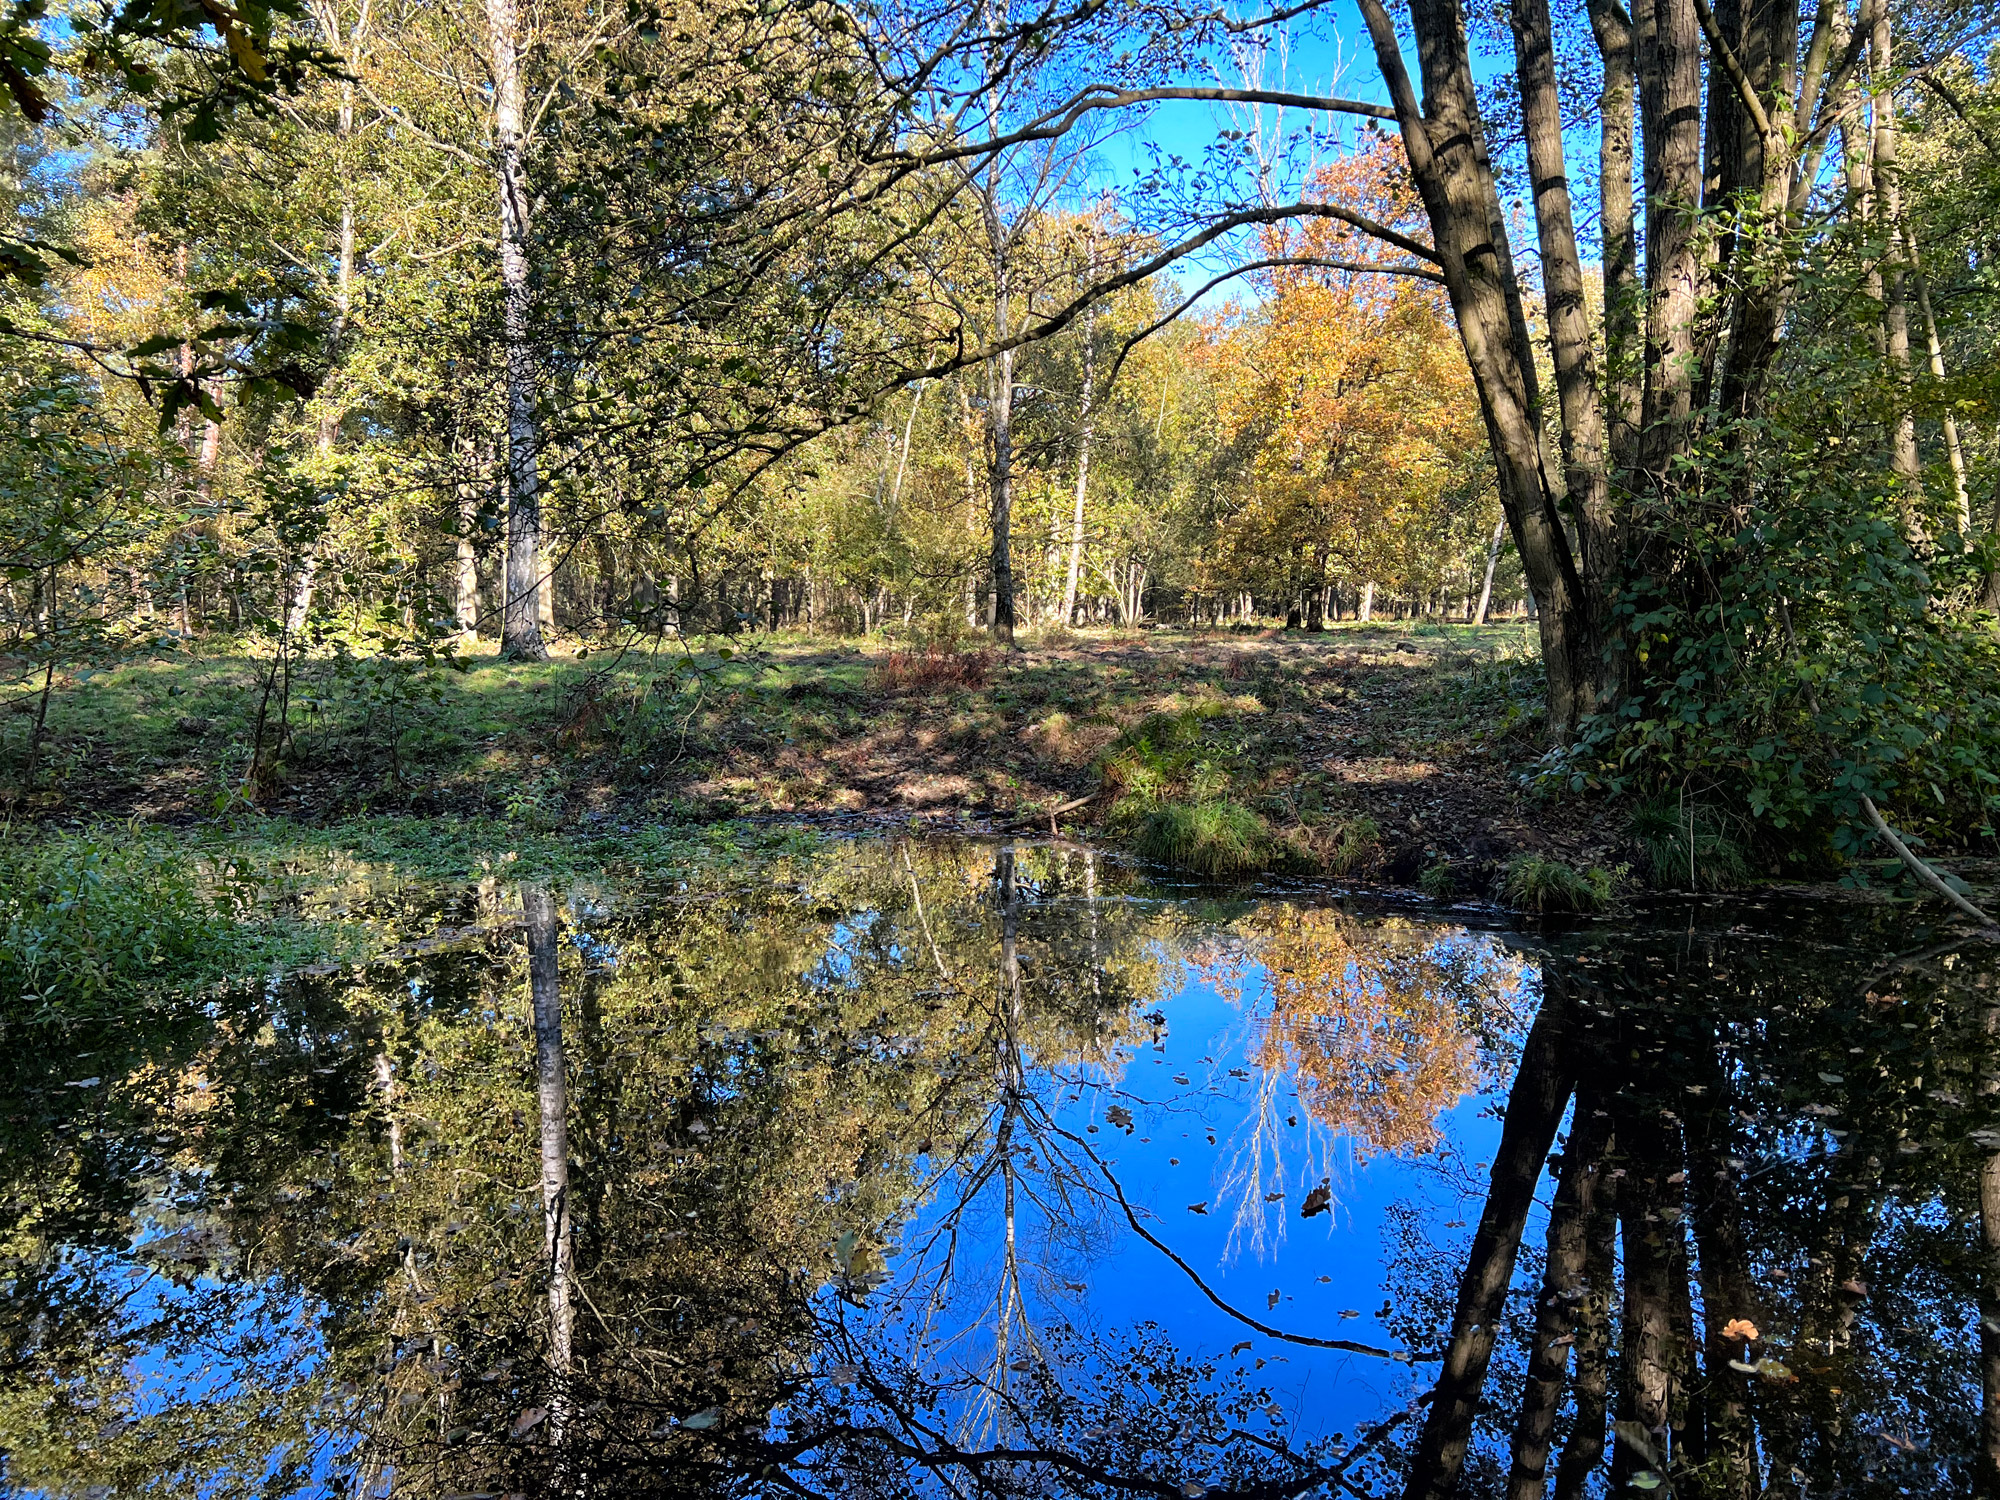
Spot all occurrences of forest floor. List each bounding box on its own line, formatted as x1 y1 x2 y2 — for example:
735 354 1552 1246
3 619 1637 889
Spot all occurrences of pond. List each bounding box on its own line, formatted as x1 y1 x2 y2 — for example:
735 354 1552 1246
3 836 1996 1498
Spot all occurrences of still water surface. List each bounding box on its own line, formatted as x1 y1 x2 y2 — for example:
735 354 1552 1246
4 837 1996 1497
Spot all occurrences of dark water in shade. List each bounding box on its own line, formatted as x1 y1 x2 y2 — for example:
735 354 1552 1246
4 837 1998 1499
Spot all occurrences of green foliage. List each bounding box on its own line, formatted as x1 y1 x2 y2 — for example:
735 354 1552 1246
0 827 347 1017
1100 696 1250 812
1417 858 1457 899
1557 437 2000 869
1321 815 1382 879
1496 853 1615 914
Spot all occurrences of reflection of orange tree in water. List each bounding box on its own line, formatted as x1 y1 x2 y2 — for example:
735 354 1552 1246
1190 907 1530 1258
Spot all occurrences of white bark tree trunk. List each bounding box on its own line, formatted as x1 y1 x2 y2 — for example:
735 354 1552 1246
492 0 548 659
1061 303 1096 627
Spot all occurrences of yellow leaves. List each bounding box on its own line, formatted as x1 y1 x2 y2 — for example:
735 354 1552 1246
1199 909 1524 1158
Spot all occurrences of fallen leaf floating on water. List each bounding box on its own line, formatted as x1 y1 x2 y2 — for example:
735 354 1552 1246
1840 1279 1871 1297
1267 1289 1281 1309
510 1407 547 1438
1720 1318 1760 1342
1300 1182 1332 1218
681 1408 723 1430
1187 1201 1209 1215
1263 1190 1285 1202
1230 1340 1253 1356
1181 1484 1208 1498
1104 1103 1135 1133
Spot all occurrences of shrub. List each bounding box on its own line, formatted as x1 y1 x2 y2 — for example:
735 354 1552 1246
1496 853 1616 914
1131 799 1270 878
0 829 347 1019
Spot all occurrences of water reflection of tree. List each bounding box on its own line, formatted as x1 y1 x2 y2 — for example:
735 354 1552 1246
1380 913 2000 1500
1192 907 1530 1261
0 839 1373 1497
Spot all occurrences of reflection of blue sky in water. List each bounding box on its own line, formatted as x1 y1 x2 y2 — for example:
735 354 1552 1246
865 893 1531 1451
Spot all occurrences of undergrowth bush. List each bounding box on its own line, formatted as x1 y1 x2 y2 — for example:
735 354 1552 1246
871 644 992 690
1550 435 2000 872
0 829 341 1019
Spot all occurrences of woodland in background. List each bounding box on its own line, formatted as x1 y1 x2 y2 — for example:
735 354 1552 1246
1 0 1998 880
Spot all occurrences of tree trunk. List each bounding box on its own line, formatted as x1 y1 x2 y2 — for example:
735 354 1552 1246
1635 0 1705 482
1358 0 1597 742
492 0 547 661
524 883 574 1434
1360 580 1374 622
1505 1098 1612 1500
1551 1137 1619 1499
1909 247 1970 534
1589 0 1641 476
1510 0 1615 618
1612 1106 1689 1490
290 62 360 638
1870 7 1921 505
1475 517 1505 625
1981 1000 2000 1494
456 439 480 641
1686 1080 1766 1500
1062 305 1095 627
1401 983 1578 1500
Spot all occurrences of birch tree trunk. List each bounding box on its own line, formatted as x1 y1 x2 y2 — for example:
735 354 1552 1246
1870 7 1922 504
491 0 548 660
524 883 574 1436
455 438 480 640
1062 303 1096 628
288 21 360 637
1474 517 1505 625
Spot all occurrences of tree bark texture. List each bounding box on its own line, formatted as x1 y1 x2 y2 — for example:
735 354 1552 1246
1358 0 1597 742
491 0 548 660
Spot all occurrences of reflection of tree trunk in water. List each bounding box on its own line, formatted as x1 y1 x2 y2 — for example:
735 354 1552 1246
374 1052 403 1173
1611 1105 1689 1490
1686 1063 1766 1500
1983 1002 2000 1493
1505 1094 1611 1500
1403 980 1577 1500
524 883 574 1438
987 843 1032 1444
1551 1141 1619 1500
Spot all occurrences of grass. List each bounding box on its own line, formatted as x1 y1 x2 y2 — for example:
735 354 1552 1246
1131 799 1271 878
3 619 1556 887
1631 800 1753 891
1496 853 1617 914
